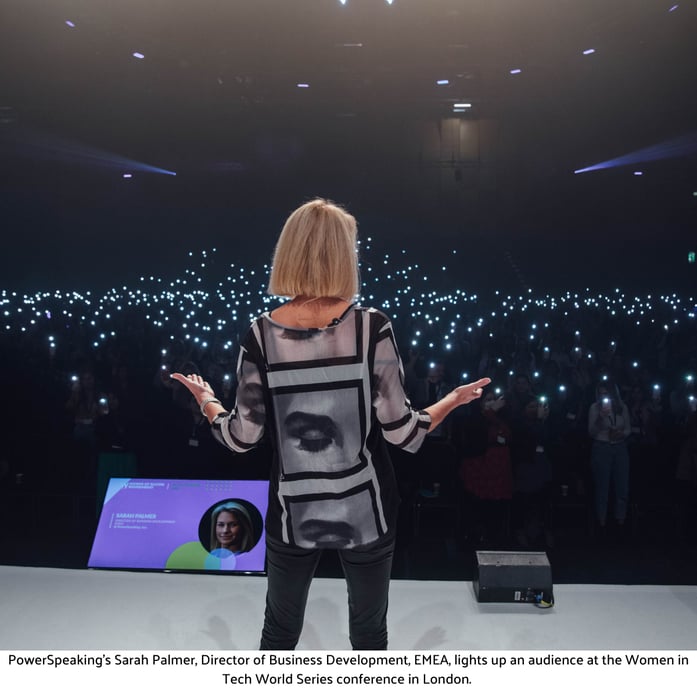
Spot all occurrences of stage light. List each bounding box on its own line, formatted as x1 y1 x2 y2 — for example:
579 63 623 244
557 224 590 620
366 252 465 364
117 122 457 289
574 132 697 174
14 129 176 176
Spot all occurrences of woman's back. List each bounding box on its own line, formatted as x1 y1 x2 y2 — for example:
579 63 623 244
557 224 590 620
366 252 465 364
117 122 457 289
269 296 352 331
239 303 429 549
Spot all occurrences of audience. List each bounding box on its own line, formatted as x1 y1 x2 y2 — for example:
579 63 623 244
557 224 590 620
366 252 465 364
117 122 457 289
456 389 513 545
509 396 553 547
587 380 632 535
1 268 696 557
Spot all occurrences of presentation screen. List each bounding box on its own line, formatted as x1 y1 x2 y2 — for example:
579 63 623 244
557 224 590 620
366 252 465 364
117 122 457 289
88 478 268 574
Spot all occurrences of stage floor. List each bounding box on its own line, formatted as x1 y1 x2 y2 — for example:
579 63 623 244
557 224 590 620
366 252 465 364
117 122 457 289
1 565 695 650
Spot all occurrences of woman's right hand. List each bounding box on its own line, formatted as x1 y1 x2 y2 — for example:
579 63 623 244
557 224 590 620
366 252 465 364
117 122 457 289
450 378 492 407
424 377 491 433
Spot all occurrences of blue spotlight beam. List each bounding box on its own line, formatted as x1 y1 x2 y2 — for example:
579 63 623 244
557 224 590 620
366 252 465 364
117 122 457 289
8 128 176 176
574 132 697 174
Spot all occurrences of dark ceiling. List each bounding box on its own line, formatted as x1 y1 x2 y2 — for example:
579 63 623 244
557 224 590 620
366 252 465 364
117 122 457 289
1 1 696 289
3 1 696 171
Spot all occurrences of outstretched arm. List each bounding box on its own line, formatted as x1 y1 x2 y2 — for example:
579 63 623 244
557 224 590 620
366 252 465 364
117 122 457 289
170 373 226 422
424 378 491 433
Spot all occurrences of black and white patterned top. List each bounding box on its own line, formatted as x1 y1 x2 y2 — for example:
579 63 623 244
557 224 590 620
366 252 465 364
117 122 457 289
211 304 431 549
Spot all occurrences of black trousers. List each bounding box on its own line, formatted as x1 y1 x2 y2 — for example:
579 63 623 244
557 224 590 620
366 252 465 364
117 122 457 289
260 533 396 650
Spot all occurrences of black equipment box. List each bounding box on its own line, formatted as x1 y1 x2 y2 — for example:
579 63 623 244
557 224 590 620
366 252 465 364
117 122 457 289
473 551 553 604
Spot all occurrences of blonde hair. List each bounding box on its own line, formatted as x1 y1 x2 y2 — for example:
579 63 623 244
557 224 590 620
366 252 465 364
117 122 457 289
267 198 359 300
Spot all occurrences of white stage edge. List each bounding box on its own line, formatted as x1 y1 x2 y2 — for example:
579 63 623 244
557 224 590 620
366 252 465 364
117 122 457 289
1 566 696 650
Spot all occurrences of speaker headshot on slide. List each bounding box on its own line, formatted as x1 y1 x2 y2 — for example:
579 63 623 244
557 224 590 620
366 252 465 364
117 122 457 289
201 500 261 555
172 198 490 650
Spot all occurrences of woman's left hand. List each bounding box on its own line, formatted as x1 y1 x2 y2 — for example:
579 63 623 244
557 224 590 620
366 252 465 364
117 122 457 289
170 373 216 407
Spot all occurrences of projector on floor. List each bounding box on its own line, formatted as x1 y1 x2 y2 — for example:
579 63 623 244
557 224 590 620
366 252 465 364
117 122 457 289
473 550 553 605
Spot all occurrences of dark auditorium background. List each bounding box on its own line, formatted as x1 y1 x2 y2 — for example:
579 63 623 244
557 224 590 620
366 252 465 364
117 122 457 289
1 1 696 584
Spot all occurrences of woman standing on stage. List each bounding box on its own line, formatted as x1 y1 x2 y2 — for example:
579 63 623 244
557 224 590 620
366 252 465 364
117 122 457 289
172 198 489 649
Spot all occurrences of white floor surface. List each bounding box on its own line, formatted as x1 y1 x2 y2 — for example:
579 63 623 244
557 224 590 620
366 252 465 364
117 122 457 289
1 565 696 650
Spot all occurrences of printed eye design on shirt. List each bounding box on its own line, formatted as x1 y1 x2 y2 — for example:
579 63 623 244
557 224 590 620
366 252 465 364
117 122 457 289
285 411 344 453
274 387 361 475
298 519 356 548
287 489 380 549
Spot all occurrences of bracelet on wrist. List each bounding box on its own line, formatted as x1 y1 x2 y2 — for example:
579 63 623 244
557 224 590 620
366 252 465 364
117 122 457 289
199 397 222 416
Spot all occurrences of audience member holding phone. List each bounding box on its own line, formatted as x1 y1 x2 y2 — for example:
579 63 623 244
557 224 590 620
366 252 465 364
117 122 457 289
588 380 632 533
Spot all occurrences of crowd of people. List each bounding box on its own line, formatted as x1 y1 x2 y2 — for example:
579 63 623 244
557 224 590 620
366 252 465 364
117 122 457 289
398 312 697 548
1 270 696 554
